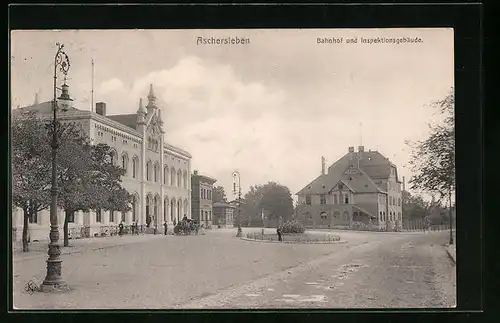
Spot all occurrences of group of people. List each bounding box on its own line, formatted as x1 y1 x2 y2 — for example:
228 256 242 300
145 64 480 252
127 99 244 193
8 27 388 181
116 214 203 237
118 221 141 236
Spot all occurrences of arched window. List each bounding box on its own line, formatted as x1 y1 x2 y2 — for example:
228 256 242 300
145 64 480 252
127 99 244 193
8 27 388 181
177 169 182 187
110 150 117 166
132 158 138 178
170 199 175 222
177 199 181 220
398 198 401 206
121 153 129 175
146 161 152 181
164 197 169 222
183 171 187 188
171 168 176 186
154 195 159 221
154 163 159 182
164 166 169 185
344 194 349 204
132 195 137 222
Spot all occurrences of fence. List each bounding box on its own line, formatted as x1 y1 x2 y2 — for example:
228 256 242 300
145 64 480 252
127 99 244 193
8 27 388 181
402 219 452 232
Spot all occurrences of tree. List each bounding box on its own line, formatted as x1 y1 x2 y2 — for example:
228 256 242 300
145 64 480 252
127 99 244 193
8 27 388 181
57 141 132 246
12 114 133 248
242 182 294 227
260 182 294 226
407 89 455 204
212 185 227 203
12 112 52 252
402 191 429 222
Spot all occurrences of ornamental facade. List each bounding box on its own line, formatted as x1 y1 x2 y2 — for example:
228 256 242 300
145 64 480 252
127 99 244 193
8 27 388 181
12 84 192 241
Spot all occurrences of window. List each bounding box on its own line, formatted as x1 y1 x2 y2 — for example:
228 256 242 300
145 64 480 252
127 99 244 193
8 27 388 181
132 158 137 178
398 212 401 221
121 211 126 222
177 170 182 187
96 209 102 223
122 154 128 174
344 194 349 204
154 164 158 182
320 194 326 205
306 195 311 205
171 168 176 186
67 211 75 223
110 210 115 223
209 211 212 221
146 163 150 181
398 198 401 206
334 194 338 204
29 212 38 224
132 199 136 222
320 212 327 220
164 166 168 184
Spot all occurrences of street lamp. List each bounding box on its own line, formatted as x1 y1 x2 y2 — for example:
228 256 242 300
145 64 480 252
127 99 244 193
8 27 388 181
232 171 243 237
40 42 72 292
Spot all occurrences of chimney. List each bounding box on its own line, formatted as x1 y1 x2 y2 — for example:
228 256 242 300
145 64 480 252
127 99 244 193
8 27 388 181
321 156 326 175
348 146 354 153
358 146 364 152
96 102 106 116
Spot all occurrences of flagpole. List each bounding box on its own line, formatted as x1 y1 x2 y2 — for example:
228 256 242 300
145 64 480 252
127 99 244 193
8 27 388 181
91 58 94 112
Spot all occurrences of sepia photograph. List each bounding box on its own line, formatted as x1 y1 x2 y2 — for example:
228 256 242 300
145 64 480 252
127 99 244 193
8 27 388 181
10 28 456 309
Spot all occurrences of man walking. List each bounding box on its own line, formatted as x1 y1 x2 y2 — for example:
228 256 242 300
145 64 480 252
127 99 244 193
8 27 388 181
164 221 168 236
118 221 124 237
277 227 283 242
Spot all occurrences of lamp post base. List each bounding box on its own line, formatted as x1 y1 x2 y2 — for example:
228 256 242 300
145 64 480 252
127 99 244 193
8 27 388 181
39 282 70 293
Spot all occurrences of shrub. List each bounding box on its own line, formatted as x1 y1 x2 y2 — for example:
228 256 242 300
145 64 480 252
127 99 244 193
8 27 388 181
279 220 305 234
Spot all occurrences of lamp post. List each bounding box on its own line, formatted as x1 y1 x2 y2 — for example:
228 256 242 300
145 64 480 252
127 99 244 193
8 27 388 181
40 42 72 292
232 171 243 237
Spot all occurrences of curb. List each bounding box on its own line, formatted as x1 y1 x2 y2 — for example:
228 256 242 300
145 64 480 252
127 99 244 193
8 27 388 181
240 237 348 245
14 236 164 262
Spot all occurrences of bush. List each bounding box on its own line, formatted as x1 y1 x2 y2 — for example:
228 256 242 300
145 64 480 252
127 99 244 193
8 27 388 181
279 220 305 234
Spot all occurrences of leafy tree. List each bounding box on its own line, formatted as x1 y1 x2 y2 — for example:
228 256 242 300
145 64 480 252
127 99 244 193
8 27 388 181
212 185 227 203
402 190 429 222
11 112 52 252
260 182 294 226
242 182 294 227
406 89 455 205
13 115 133 248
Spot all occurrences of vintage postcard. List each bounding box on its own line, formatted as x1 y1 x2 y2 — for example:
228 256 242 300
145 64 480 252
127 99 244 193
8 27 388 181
11 28 455 309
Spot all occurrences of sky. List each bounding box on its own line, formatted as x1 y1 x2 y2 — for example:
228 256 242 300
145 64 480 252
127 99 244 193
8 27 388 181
10 29 454 202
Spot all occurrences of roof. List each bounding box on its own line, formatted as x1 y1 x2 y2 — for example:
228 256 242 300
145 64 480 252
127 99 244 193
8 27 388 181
12 101 80 117
297 150 396 195
335 170 382 194
213 202 236 209
13 102 193 159
107 114 138 130
352 205 377 218
191 173 217 184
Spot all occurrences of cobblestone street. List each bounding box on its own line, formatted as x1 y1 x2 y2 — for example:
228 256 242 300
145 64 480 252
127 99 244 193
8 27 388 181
13 229 455 309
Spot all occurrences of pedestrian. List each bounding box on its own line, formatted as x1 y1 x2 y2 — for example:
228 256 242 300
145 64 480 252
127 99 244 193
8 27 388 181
164 221 168 236
118 221 124 237
135 221 140 235
154 222 158 235
277 227 283 242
